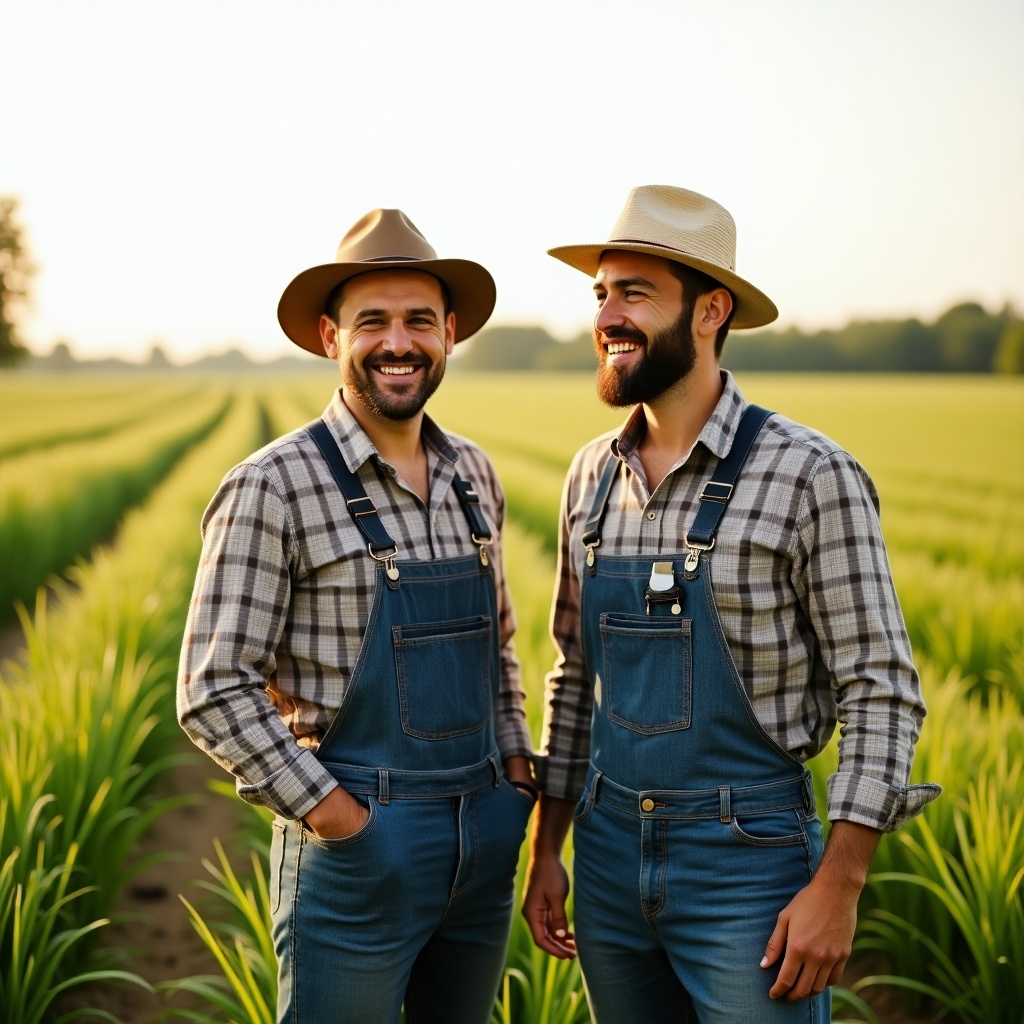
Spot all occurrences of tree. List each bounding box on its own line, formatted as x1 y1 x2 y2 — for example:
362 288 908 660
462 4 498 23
0 196 34 367
993 319 1024 374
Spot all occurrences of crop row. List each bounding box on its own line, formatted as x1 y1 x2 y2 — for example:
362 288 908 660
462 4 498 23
0 373 1019 1022
0 389 231 618
0 380 203 462
0 390 267 1022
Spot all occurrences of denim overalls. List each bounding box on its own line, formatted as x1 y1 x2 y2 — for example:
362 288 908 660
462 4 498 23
270 421 532 1024
571 407 828 1023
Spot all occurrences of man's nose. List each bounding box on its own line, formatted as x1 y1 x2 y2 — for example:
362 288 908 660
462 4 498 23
595 297 625 336
380 321 414 355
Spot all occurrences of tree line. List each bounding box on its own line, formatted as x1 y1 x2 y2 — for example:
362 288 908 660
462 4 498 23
2 194 1022 374
455 305 1024 374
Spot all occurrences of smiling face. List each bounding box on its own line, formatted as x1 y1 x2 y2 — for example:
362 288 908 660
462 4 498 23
319 269 455 423
592 250 698 408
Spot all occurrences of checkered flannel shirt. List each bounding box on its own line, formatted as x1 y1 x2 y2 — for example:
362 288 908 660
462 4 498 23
177 390 532 820
535 372 939 833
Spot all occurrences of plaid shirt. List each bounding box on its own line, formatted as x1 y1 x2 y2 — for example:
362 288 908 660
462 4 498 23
178 390 532 820
536 372 939 833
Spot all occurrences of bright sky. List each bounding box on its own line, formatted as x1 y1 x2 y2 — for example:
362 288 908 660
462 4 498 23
3 0 1023 363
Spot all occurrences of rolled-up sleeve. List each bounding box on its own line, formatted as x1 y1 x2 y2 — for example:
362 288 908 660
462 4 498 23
176 462 338 820
795 451 940 831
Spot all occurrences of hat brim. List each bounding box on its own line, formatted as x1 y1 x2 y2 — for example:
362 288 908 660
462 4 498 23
547 243 778 330
277 258 496 357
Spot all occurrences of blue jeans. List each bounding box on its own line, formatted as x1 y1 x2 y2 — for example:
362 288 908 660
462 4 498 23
271 779 532 1024
572 775 829 1024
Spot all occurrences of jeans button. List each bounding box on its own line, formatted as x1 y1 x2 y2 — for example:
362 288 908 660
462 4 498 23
640 798 655 812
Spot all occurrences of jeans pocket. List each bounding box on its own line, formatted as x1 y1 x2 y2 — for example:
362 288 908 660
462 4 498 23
727 808 807 847
573 782 596 824
393 615 492 739
300 798 378 850
599 613 692 734
269 819 287 916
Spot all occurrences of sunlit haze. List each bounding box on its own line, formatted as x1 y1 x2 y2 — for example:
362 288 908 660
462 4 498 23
3 0 1022 363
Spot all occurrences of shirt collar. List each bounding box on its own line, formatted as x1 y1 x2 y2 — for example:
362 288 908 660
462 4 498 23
321 389 460 473
610 370 749 463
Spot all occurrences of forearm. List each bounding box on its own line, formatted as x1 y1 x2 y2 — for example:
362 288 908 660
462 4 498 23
816 819 881 893
528 794 576 863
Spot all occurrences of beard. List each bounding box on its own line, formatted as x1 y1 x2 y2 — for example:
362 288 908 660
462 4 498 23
594 302 697 408
343 352 445 421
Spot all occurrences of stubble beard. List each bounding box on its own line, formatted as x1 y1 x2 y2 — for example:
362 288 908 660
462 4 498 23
594 302 698 408
344 353 445 421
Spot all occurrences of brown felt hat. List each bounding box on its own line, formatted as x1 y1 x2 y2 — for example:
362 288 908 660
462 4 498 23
278 209 497 356
548 185 778 329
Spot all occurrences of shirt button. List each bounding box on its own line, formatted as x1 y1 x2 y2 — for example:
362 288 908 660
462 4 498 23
646 511 657 521
640 798 655 812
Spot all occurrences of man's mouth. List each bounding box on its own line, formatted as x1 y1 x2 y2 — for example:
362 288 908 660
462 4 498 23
376 364 418 375
605 342 641 355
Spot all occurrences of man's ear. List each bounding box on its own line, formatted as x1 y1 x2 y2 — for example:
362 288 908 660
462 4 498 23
698 287 733 337
319 314 339 359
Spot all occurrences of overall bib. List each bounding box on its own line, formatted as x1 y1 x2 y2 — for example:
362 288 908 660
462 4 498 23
270 422 533 1024
572 407 828 1023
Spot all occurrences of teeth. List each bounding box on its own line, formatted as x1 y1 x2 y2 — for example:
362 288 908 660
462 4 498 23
379 365 416 375
606 343 640 354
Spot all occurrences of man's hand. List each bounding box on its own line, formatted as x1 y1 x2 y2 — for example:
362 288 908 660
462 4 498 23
302 784 369 840
522 795 578 959
523 852 577 959
761 820 881 1000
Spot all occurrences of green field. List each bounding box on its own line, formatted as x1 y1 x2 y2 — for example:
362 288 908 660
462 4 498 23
1 371 1021 1023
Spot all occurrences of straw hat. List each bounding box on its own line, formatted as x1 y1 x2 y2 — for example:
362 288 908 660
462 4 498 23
278 208 497 356
548 185 778 329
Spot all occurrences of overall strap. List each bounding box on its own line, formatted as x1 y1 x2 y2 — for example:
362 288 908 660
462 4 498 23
305 419 492 560
306 419 396 556
452 476 492 542
581 453 621 556
685 404 773 552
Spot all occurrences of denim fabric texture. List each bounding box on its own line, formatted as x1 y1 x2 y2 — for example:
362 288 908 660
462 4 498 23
272 553 530 1024
574 545 830 1023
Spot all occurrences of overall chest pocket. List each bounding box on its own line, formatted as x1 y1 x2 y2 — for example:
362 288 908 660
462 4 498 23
598 613 692 735
392 615 492 740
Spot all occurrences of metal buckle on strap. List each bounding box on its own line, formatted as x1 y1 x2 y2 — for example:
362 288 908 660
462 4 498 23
683 537 714 572
347 495 377 518
368 544 400 582
472 533 492 568
700 481 733 503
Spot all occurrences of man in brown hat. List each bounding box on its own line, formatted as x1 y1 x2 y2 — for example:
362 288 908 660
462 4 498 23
521 185 939 1023
178 209 537 1024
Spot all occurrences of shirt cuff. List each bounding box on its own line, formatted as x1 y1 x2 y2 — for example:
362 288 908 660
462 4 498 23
534 753 590 803
827 771 942 833
236 747 340 820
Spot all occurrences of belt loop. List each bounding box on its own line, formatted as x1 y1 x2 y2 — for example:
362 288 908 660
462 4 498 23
718 786 731 823
591 769 604 804
802 772 816 814
488 754 501 787
378 768 390 805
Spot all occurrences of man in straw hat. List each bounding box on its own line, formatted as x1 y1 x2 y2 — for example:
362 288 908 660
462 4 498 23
178 208 537 1023
521 185 939 1022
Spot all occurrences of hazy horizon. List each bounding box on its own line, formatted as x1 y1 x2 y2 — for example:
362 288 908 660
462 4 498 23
4 0 1022 363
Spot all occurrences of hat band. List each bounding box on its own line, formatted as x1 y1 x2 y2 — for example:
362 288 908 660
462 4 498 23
609 237 734 272
363 255 424 263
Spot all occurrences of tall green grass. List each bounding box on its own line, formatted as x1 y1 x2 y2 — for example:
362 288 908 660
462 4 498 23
0 388 231 618
0 390 266 1022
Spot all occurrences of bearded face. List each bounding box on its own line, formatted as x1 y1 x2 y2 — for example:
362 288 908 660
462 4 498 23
343 349 446 421
594 296 697 408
